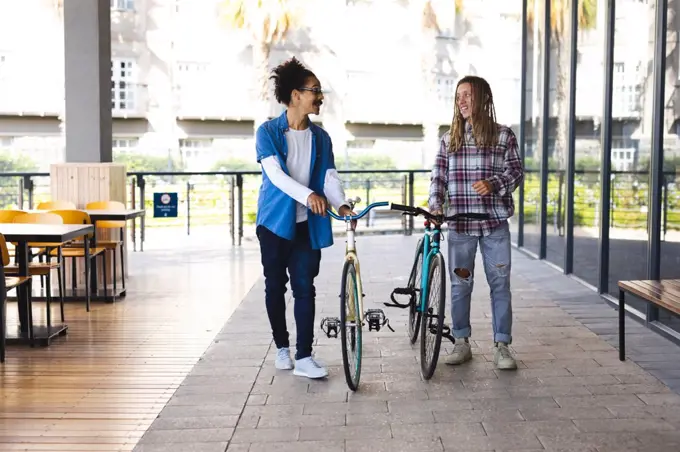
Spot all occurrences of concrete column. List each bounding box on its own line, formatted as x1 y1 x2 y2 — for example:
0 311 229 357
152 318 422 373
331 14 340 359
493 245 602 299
63 0 112 162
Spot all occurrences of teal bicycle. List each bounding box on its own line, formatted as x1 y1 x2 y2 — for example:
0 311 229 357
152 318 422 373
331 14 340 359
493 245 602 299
385 203 489 380
320 197 393 391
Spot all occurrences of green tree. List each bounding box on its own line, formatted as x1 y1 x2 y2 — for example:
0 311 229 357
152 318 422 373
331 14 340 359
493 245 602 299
0 153 38 173
211 158 259 172
113 152 182 173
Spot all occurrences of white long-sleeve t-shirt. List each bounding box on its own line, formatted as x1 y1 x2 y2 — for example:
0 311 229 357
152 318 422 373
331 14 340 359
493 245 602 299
260 127 347 223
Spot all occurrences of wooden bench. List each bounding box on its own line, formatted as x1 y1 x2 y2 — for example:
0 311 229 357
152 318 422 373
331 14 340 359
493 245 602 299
618 279 680 361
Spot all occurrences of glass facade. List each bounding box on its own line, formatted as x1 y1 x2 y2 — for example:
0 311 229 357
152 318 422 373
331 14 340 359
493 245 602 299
515 0 680 336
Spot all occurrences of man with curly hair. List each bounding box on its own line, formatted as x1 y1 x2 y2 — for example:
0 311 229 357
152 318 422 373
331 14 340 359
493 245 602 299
255 57 353 379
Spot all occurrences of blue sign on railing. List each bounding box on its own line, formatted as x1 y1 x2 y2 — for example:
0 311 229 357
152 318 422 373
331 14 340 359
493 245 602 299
153 192 178 218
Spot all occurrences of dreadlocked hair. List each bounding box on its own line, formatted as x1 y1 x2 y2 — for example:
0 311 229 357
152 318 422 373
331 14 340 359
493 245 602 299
449 75 499 153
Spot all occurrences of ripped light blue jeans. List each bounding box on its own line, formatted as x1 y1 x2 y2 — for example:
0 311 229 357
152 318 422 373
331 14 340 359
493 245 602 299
447 220 512 344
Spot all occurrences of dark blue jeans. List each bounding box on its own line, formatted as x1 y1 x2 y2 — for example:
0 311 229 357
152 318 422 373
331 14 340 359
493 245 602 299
257 222 321 360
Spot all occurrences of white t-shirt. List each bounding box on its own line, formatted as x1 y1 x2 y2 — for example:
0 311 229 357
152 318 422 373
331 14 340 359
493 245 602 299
260 127 347 223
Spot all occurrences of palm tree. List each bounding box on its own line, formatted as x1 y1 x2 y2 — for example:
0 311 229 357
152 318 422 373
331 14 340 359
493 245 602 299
526 0 597 169
218 0 299 132
454 1 596 169
413 0 463 167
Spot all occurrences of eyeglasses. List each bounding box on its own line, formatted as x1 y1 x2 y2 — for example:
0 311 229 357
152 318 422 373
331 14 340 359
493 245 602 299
298 87 324 95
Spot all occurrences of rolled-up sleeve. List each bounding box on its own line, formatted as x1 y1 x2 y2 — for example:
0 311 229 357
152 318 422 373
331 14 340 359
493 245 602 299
428 137 449 212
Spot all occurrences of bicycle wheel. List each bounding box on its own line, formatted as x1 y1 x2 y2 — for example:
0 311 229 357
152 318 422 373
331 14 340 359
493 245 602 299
407 237 424 344
420 252 446 380
340 259 362 391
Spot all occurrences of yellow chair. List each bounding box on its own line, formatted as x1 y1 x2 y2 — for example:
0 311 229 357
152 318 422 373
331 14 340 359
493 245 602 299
48 210 107 311
0 210 26 261
10 213 66 329
86 201 127 296
0 210 26 223
0 232 34 361
36 201 77 210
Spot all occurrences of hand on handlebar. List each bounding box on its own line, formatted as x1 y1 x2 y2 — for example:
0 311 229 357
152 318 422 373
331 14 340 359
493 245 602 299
308 193 329 216
338 205 357 229
430 209 443 226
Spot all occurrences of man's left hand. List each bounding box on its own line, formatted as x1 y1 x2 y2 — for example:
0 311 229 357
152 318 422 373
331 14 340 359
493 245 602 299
338 205 357 229
472 180 494 196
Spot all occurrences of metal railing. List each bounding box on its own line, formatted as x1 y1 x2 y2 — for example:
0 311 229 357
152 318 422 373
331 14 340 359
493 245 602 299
0 168 677 248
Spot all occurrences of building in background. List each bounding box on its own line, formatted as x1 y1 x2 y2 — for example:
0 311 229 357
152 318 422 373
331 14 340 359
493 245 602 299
0 0 663 172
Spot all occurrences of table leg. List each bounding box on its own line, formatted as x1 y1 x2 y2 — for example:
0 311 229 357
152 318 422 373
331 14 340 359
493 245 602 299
16 241 29 333
619 289 625 361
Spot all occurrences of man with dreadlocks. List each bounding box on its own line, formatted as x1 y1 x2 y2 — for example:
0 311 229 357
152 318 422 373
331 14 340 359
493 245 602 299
428 75 524 370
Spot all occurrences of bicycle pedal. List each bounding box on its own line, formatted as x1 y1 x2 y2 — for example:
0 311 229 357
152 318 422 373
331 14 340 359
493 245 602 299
364 309 395 332
320 317 341 338
442 332 456 344
428 325 441 335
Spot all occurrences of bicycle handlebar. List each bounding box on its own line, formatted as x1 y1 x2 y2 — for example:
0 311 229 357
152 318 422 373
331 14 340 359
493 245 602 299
389 202 490 222
327 201 390 221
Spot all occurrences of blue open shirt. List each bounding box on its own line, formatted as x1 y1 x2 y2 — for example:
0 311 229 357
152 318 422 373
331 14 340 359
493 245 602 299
255 110 336 250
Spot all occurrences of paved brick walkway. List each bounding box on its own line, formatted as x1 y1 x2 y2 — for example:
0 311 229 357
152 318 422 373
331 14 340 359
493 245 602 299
133 234 680 452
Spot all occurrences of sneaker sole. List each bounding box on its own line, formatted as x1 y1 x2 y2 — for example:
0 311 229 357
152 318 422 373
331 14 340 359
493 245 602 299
444 353 472 366
293 369 328 379
275 362 293 370
495 361 517 370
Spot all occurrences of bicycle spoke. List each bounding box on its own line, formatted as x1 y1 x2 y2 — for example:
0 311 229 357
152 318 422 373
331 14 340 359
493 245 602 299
420 253 446 380
340 261 362 391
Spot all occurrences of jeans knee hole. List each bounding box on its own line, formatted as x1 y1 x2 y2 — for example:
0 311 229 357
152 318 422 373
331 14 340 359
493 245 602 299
493 264 509 277
453 268 472 283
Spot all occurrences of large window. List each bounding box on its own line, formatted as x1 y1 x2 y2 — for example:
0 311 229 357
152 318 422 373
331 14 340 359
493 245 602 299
111 59 136 112
436 76 455 112
179 139 212 160
613 62 642 119
110 0 134 11
112 138 139 155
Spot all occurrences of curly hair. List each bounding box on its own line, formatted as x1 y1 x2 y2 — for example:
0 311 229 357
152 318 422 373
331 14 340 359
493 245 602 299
269 57 315 105
450 75 499 153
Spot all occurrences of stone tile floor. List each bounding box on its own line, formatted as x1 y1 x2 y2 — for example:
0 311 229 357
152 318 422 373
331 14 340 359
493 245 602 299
133 234 680 452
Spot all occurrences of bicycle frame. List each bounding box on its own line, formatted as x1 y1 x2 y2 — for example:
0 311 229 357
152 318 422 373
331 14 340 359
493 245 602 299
344 222 364 325
418 221 443 314
327 200 390 327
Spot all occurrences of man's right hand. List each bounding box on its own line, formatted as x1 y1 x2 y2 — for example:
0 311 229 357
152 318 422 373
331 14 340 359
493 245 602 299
430 209 443 226
307 193 329 216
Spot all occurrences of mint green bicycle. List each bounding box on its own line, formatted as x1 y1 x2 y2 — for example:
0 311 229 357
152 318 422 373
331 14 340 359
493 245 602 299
320 197 393 391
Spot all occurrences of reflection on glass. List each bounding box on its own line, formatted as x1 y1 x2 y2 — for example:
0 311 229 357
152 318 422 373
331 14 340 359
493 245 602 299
544 0 600 269
521 0 545 256
572 0 604 288
604 0 654 313
657 0 680 333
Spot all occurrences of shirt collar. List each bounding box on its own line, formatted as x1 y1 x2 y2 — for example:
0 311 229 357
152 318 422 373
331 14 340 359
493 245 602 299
276 109 316 133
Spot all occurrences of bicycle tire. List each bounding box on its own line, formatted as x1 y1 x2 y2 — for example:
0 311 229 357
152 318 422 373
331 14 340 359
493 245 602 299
420 252 446 380
340 260 362 391
407 237 424 344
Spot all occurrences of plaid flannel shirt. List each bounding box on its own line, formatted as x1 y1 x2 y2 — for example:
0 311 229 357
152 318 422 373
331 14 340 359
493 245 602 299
428 122 524 236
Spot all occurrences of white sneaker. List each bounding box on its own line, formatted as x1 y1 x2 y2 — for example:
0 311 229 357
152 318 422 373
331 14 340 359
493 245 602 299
275 347 293 370
293 356 328 379
494 342 517 370
444 341 472 365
